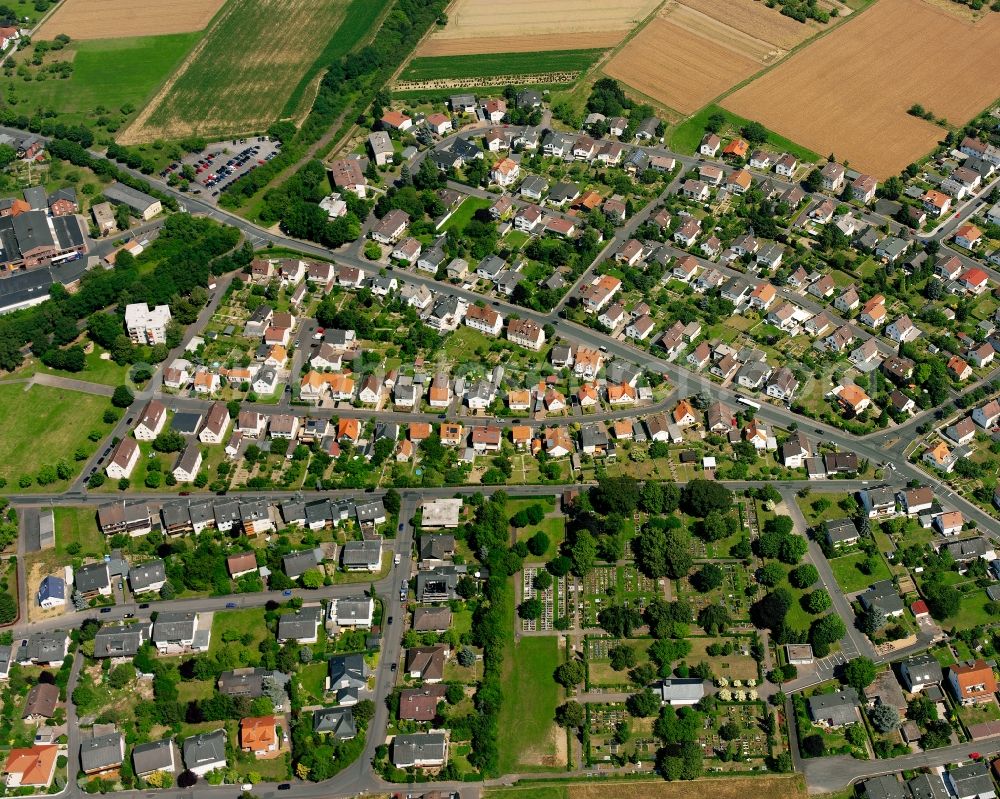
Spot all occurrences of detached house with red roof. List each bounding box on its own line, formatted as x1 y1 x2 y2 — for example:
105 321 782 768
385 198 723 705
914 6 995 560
955 224 983 250
948 660 997 705
959 266 989 295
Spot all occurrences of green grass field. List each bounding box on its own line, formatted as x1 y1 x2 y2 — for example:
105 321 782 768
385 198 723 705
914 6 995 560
401 49 604 81
441 196 492 233
136 0 381 139
281 0 390 117
9 33 199 123
498 635 562 773
669 104 820 162
0 383 111 488
828 551 892 594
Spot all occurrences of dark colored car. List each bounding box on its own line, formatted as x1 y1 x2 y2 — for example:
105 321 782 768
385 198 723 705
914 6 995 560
226 602 237 608
277 785 291 791
390 663 397 672
283 589 293 597
139 603 149 609
100 607 112 613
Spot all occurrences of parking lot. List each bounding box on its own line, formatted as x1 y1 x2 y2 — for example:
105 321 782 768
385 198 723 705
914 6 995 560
162 137 282 203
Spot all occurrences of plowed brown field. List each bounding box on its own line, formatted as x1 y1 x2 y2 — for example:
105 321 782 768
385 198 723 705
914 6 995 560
605 16 760 114
604 0 819 115
723 0 1000 176
36 0 225 39
418 0 660 55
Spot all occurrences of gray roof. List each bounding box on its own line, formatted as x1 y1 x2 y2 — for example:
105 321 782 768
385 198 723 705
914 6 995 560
807 687 860 725
946 537 988 561
825 517 859 544
342 539 381 569
328 653 368 690
75 561 110 594
861 774 908 799
392 732 447 766
908 773 949 799
171 412 203 435
80 732 124 772
103 182 159 213
182 729 226 769
37 575 64 603
217 667 287 698
419 535 455 561
282 548 322 578
280 500 306 524
94 623 149 659
859 581 905 617
152 611 196 643
901 653 940 686
356 500 386 523
22 186 47 210
277 606 322 641
415 565 467 601
132 739 174 775
948 762 993 798
17 631 68 664
313 706 357 739
658 678 705 703
332 596 374 624
128 559 165 593
412 606 452 631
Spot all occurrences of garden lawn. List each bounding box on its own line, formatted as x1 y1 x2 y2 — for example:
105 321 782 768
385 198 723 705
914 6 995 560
828 551 891 594
947 589 996 630
34 346 131 387
13 33 200 124
441 196 492 233
209 607 269 657
296 661 328 704
497 632 561 773
0 383 111 488
515 516 565 562
54 508 105 560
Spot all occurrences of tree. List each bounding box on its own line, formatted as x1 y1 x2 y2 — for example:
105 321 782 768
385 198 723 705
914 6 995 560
527 531 550 557
533 571 553 591
518 598 543 620
924 581 961 620
112 385 134 408
692 563 724 592
844 657 876 692
778 535 808 565
300 570 323 589
635 526 693 579
801 734 825 757
699 511 730 542
457 647 476 667
598 605 642 638
626 689 660 718
555 701 585 728
758 562 785 587
740 120 769 145
809 614 846 657
609 644 637 671
697 603 731 635
806 589 832 614
870 703 900 733
789 563 819 588
719 721 742 740
681 480 732 517
803 169 823 192
108 663 136 689
554 660 585 688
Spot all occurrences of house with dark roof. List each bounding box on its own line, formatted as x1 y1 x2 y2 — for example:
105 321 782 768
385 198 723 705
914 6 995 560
22 683 58 720
128 559 166 594
807 688 860 727
277 606 322 644
328 653 368 692
313 707 356 739
405 645 449 682
131 739 175 777
75 561 111 597
399 685 448 721
858 581 905 619
283 548 323 579
94 622 150 659
181 730 227 776
392 732 447 768
80 732 125 775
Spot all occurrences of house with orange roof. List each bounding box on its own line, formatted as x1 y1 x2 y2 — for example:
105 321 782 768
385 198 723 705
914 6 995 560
507 389 531 411
490 158 520 188
577 383 599 408
948 355 973 381
544 388 567 412
859 295 887 328
3 745 58 788
409 422 432 442
573 347 604 379
240 716 278 755
947 660 997 705
922 189 951 217
611 420 634 440
832 383 872 415
607 383 636 405
511 426 532 449
726 169 752 194
722 138 749 159
396 439 414 461
193 370 220 395
428 376 452 408
440 423 464 447
544 428 573 457
580 274 622 313
959 267 989 295
337 418 361 443
265 344 288 368
673 400 697 428
923 440 957 472
955 223 983 250
380 110 412 131
749 283 777 310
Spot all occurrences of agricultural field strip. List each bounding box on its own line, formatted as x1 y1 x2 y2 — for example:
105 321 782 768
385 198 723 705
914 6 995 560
36 0 227 39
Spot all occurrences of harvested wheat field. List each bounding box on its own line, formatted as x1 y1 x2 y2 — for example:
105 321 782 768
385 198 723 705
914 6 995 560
418 0 661 55
723 0 1000 177
605 16 760 114
680 0 825 49
604 0 821 115
35 0 226 39
120 0 351 141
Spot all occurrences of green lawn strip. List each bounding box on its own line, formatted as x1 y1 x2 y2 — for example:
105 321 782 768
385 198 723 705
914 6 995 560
176 679 216 702
795 492 852 527
669 104 820 162
401 49 605 81
281 0 391 117
0 383 113 488
828 551 891 594
11 33 200 123
497 590 561 773
515 516 565 562
29 346 130 387
440 196 492 233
